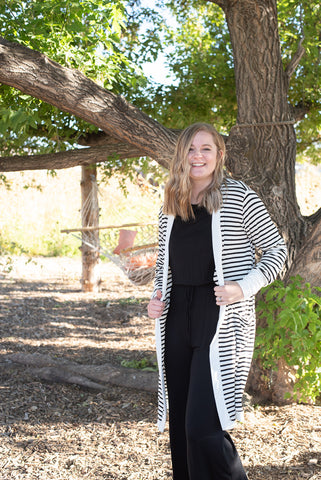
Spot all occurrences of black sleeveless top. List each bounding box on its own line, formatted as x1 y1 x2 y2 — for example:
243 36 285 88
169 204 215 285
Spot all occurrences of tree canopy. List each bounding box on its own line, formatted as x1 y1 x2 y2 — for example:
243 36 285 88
1 0 320 164
126 0 321 162
0 0 146 157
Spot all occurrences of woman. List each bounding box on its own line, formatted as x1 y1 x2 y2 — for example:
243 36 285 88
147 123 287 480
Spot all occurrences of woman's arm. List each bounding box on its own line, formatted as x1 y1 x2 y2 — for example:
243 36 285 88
237 189 287 300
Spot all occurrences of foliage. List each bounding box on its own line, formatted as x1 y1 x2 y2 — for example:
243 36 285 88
121 356 157 372
1 0 321 171
277 0 321 164
0 236 30 256
0 247 14 274
0 237 34 273
0 174 12 189
125 0 236 131
45 222 81 257
255 276 321 402
98 155 167 195
0 0 146 156
126 0 321 157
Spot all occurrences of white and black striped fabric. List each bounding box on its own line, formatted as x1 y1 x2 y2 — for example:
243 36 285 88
153 178 287 432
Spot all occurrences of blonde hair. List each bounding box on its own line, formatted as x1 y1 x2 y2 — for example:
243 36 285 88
163 122 226 221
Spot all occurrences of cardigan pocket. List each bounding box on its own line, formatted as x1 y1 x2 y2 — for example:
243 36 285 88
228 302 256 358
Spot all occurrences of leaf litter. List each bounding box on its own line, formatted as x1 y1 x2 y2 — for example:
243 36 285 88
0 257 320 480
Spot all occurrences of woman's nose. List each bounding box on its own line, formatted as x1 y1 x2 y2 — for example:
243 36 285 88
192 149 202 158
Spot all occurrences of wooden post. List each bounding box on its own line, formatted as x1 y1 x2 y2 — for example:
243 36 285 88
81 164 101 292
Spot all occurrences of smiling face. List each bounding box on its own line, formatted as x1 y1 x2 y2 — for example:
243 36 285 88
188 130 220 187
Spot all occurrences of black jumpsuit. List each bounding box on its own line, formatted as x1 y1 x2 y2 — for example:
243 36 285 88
165 204 248 480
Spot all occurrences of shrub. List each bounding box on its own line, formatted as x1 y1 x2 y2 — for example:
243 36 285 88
255 275 321 402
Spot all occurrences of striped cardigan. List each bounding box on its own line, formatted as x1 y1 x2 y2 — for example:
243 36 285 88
153 178 287 432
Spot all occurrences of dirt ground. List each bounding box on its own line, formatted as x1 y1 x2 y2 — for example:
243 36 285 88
0 256 320 480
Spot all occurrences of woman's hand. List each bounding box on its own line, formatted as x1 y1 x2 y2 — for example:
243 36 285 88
214 281 244 306
147 290 165 318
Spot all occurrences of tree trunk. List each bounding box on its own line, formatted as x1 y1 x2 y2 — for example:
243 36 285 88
81 165 101 293
214 0 314 401
218 0 307 266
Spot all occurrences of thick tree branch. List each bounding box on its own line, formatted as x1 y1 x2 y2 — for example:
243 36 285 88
0 37 176 163
207 0 227 9
78 128 182 148
290 100 312 122
0 144 170 172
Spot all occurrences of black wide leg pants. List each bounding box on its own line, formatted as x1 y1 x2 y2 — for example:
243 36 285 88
164 283 248 480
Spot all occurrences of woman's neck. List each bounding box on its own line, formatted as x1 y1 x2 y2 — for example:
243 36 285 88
191 181 209 204
191 193 201 204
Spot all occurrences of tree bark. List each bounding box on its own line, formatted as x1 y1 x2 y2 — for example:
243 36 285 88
0 37 176 165
0 144 157 172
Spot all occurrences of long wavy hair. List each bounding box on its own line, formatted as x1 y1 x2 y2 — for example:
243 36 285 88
163 122 226 220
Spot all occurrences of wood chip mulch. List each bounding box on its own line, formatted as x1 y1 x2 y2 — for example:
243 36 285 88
0 257 320 480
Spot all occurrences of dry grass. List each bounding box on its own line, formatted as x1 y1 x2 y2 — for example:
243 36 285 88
295 163 321 215
0 258 321 480
0 162 320 256
0 167 161 256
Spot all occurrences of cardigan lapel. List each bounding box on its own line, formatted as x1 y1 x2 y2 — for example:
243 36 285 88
161 214 174 300
211 210 224 286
